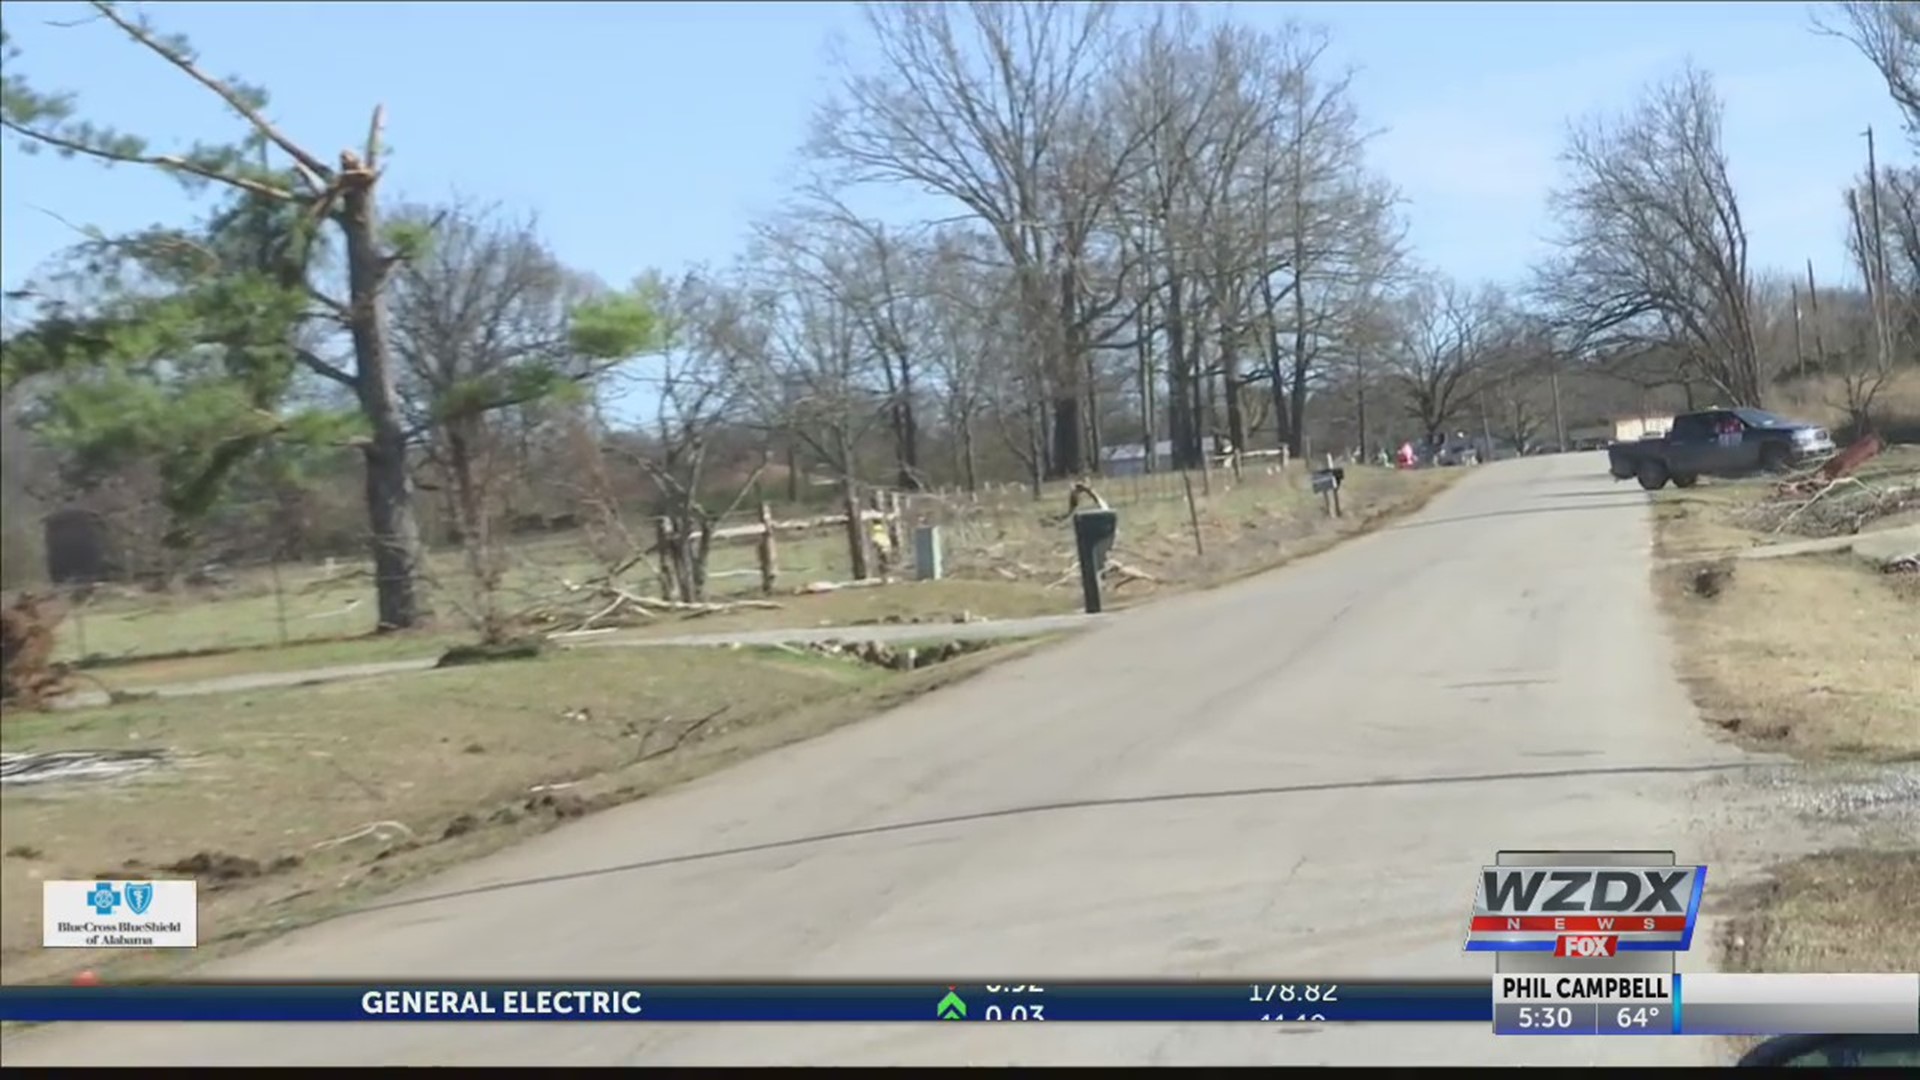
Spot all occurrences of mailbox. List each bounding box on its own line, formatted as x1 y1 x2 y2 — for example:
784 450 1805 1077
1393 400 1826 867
1072 509 1119 614
1310 468 1344 494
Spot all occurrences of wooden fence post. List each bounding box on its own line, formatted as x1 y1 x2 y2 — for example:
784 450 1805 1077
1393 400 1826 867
653 516 675 600
756 502 778 595
1181 469 1205 556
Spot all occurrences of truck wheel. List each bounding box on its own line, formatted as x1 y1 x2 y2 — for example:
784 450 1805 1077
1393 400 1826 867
1636 461 1670 490
1671 473 1698 488
1610 459 1635 480
1760 444 1790 473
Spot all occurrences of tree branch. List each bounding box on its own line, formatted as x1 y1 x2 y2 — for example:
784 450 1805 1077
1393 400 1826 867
296 347 357 388
87 0 334 192
0 117 297 201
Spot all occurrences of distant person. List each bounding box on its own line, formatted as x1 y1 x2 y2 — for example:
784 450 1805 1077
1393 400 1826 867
1396 441 1417 469
1716 414 1742 447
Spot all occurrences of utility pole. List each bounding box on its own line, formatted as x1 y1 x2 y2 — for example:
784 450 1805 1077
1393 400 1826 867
1790 282 1807 379
1863 126 1894 374
1806 260 1828 372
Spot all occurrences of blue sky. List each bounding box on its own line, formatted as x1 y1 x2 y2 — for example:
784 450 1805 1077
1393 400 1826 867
0 1 1910 299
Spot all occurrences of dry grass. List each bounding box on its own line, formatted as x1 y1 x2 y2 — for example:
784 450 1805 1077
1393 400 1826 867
1651 442 1919 977
1651 446 1920 761
1719 849 1920 976
1768 367 1920 442
920 463 1454 596
0 638 1045 986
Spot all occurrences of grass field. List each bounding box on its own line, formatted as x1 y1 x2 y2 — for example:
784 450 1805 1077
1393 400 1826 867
1650 443 1919 977
0 639 1049 986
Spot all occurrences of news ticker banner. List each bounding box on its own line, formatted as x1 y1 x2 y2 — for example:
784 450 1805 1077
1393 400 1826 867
0 982 1469 1024
1 977 1915 1031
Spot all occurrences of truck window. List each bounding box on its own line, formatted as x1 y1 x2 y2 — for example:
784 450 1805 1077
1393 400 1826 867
1670 414 1713 440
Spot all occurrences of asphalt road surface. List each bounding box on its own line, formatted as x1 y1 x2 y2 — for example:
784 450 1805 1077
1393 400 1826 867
3 454 1757 1066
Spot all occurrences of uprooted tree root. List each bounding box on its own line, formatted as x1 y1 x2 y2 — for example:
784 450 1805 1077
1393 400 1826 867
1 593 70 712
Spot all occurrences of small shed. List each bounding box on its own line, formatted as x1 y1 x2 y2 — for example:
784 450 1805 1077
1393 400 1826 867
42 508 115 584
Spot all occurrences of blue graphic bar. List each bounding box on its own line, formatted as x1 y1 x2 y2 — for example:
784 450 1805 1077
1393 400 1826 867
0 981 1490 1023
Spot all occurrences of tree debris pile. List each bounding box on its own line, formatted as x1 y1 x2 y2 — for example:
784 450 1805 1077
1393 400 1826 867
791 637 997 672
1 748 173 786
1 593 70 712
523 581 784 638
1736 474 1920 539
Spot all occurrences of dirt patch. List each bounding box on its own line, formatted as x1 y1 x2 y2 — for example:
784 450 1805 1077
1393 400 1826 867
1651 447 1920 981
0 637 1043 987
1718 849 1920 974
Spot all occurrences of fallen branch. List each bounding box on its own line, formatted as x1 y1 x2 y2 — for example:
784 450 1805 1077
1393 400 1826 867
311 820 415 851
635 705 730 763
797 578 890 594
1771 477 1868 534
576 591 642 632
627 595 782 613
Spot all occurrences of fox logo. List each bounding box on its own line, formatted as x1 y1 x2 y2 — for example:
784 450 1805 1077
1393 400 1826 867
1556 934 1618 958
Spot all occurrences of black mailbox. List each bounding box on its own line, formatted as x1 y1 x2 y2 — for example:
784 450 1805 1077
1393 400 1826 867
1072 508 1119 614
1311 467 1345 494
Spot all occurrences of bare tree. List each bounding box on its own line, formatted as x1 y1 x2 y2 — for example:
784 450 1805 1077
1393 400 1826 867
922 229 1019 492
385 203 594 640
1385 277 1506 444
1817 2 1920 144
733 230 892 578
1837 179 1908 430
808 1 1151 478
1536 66 1766 407
1257 26 1406 458
617 275 763 603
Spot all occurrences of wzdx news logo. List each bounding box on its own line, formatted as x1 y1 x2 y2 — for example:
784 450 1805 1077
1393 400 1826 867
1464 862 1705 957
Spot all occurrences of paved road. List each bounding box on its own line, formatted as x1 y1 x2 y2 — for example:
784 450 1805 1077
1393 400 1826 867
4 453 1756 1065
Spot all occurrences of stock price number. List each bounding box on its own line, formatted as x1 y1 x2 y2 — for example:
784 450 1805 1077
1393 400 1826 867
1514 1005 1578 1031
983 984 1045 1022
1248 984 1339 1004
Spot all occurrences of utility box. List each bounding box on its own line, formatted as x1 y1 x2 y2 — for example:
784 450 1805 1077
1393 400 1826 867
1072 509 1119 614
913 525 943 581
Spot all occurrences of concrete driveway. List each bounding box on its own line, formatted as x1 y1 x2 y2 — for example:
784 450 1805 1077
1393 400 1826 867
1 453 1757 1065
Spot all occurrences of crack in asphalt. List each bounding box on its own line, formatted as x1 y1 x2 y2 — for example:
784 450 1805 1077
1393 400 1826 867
358 760 1762 917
